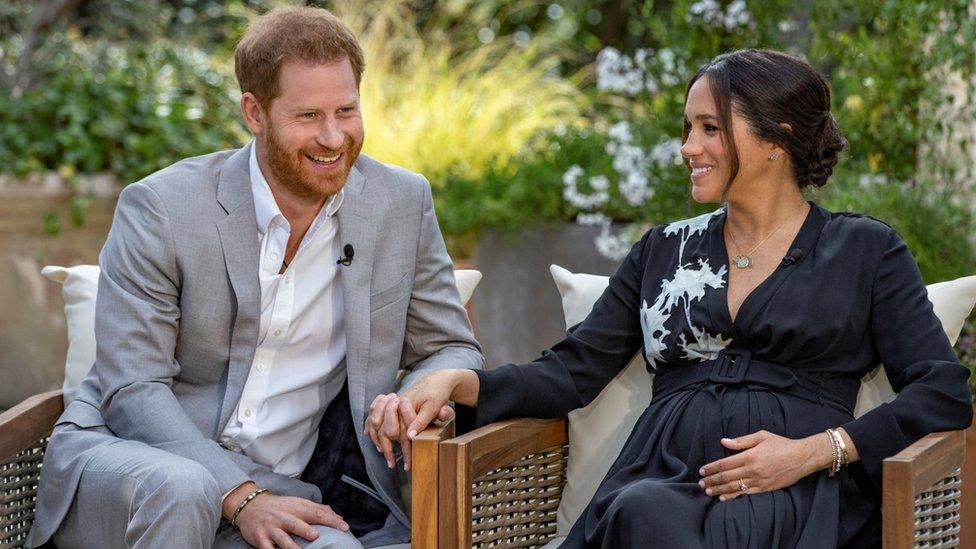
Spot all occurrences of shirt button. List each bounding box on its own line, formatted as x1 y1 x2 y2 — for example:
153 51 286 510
274 329 282 337
269 252 279 261
244 409 252 418
256 363 265 372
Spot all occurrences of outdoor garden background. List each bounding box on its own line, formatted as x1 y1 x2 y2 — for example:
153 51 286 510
1 0 974 438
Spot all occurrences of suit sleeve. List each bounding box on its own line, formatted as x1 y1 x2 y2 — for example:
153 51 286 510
841 228 973 490
397 176 484 391
94 183 252 495
460 228 652 429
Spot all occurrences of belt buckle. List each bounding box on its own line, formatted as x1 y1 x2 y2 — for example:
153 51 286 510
709 349 751 384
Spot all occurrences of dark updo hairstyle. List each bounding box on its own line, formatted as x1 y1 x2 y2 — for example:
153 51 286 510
683 49 847 189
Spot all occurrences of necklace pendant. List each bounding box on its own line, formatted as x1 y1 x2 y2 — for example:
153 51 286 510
733 255 753 269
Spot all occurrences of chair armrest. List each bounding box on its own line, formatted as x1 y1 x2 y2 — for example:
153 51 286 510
439 418 568 549
0 390 63 462
0 390 63 548
883 430 966 548
410 420 455 549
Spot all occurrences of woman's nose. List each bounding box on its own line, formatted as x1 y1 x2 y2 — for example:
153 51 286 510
680 139 702 158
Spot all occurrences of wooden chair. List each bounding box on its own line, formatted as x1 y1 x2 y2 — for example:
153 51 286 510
438 417 965 549
0 390 63 548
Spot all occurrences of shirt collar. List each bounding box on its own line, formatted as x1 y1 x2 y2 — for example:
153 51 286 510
249 141 344 236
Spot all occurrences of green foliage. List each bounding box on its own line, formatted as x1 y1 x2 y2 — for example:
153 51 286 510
0 1 250 184
0 39 246 183
333 3 583 188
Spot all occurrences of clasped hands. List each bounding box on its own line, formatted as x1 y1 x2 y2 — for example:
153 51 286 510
362 393 453 472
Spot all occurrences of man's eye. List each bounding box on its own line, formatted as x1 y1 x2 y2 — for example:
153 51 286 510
302 112 318 119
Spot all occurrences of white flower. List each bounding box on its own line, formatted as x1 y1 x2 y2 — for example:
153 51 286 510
650 138 683 168
563 165 609 209
608 121 635 144
859 173 889 188
576 212 610 227
596 47 645 95
593 223 634 261
589 175 610 191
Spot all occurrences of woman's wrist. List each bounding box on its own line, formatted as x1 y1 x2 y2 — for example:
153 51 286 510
800 433 836 475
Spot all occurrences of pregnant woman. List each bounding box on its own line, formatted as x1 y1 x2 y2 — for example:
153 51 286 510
389 49 974 547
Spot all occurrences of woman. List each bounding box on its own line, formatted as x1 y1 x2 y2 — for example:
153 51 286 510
382 49 974 547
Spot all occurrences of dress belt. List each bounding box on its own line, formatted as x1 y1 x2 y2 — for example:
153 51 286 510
651 348 860 414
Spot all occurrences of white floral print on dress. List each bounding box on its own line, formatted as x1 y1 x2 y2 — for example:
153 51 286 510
640 208 732 368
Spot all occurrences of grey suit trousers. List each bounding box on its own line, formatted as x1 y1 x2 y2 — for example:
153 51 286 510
50 423 394 549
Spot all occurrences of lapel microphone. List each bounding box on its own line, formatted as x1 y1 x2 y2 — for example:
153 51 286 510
337 244 355 266
781 247 804 266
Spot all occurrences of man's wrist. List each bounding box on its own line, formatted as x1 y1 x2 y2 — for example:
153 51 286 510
222 481 259 519
448 369 479 406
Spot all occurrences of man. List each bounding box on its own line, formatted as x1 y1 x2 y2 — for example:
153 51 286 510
26 6 482 549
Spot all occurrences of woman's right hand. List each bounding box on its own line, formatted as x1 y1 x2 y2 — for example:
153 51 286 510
401 368 480 440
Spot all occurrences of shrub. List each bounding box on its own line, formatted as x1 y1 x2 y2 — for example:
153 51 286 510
335 3 584 188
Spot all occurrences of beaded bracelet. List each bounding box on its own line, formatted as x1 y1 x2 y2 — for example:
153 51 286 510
834 429 849 466
825 429 841 477
231 488 269 528
826 428 850 476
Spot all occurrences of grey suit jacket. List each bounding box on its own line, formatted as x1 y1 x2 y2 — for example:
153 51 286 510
27 144 483 546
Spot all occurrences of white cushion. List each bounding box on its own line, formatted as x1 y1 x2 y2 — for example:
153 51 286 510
548 264 976 535
42 265 482 407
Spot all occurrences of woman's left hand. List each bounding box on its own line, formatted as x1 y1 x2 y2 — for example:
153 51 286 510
698 430 831 501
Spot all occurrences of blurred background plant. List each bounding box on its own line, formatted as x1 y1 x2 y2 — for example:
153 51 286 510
0 1 250 185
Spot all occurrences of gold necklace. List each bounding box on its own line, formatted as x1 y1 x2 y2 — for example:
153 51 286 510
726 215 792 269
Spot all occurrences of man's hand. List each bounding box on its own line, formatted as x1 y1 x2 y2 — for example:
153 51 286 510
698 430 835 501
223 482 348 549
364 392 453 471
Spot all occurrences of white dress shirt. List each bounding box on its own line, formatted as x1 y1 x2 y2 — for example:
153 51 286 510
218 143 347 477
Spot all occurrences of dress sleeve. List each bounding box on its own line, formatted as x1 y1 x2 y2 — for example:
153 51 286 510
459 228 652 430
841 228 973 490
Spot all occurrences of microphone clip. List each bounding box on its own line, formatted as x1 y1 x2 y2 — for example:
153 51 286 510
337 244 355 266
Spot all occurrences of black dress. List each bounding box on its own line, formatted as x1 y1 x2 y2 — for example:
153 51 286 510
463 202 973 548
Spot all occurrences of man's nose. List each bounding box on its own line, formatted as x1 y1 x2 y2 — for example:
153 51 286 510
316 120 345 150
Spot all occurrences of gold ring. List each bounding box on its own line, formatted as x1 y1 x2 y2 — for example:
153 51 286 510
739 480 748 493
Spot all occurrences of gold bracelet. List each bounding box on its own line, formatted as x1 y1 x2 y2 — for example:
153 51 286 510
834 429 849 466
231 488 269 528
824 429 840 477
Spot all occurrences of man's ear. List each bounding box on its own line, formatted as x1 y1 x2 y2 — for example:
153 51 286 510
241 92 266 135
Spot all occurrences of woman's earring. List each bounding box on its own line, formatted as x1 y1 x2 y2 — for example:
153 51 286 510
769 152 780 161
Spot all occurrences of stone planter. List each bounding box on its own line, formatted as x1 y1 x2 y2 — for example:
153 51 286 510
471 223 621 368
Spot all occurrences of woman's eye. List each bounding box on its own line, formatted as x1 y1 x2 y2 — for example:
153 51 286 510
704 124 719 133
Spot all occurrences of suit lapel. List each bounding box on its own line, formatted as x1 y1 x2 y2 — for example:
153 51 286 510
215 145 262 432
336 164 377 421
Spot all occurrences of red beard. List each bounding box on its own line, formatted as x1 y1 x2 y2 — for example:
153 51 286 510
263 123 361 200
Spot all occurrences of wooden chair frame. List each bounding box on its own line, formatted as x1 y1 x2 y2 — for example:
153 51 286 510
439 417 966 549
0 390 63 549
